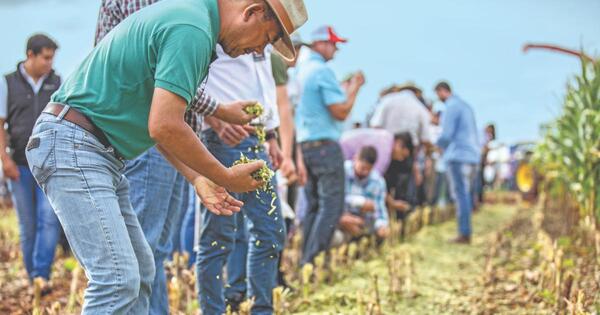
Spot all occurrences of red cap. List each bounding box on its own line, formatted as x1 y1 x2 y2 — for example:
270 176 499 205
310 25 348 44
327 26 348 43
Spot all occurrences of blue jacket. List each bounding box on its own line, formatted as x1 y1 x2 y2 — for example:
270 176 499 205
436 95 480 164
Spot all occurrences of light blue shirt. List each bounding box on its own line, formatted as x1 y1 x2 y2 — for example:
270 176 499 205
295 51 347 142
436 95 480 164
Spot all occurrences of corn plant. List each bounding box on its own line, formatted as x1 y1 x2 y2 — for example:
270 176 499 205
328 247 339 284
387 254 401 298
313 251 326 284
66 263 82 313
347 242 358 262
534 58 600 226
403 253 413 296
32 277 43 315
356 291 366 315
301 263 313 299
45 302 62 315
369 275 383 315
355 237 366 260
337 243 348 266
272 286 292 314
237 297 255 315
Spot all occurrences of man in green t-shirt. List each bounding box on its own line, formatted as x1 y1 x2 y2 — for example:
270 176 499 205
25 0 307 313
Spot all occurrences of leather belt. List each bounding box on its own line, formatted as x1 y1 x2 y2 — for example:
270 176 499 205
43 103 122 159
299 139 336 150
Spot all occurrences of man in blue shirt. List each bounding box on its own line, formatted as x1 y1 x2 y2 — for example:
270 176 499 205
434 81 480 244
295 25 365 264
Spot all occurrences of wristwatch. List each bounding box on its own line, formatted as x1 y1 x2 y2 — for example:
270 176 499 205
266 129 279 141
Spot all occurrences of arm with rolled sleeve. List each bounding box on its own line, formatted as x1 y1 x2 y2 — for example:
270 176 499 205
436 102 459 150
185 87 219 134
189 85 218 117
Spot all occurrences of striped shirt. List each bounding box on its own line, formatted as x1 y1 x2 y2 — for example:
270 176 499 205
94 0 218 134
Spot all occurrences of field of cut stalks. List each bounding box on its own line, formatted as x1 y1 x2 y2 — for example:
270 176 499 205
0 193 598 314
0 59 598 315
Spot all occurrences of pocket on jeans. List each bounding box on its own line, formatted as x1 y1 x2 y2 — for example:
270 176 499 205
26 129 57 185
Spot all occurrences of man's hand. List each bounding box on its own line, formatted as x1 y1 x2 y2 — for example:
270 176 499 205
296 153 307 186
226 160 266 192
215 122 255 147
352 71 366 87
213 100 259 125
413 162 423 187
2 156 19 181
279 157 296 183
392 200 411 212
266 138 283 170
361 199 375 213
414 170 423 187
376 226 390 239
339 214 365 236
194 176 243 216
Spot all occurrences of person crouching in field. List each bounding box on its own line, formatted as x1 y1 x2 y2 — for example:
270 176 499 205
337 146 389 244
385 132 418 240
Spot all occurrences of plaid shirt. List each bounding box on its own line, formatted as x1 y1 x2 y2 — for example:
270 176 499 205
344 160 389 232
95 0 218 134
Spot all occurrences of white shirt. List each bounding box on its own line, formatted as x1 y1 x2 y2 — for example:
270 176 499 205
203 45 279 131
370 90 432 146
286 46 308 109
0 63 50 119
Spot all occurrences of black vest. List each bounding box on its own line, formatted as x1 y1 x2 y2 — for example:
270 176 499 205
5 62 61 165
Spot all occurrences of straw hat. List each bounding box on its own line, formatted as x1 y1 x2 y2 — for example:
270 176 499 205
380 81 422 97
264 0 308 61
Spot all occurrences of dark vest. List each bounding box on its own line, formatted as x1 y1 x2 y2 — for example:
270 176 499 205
5 62 61 165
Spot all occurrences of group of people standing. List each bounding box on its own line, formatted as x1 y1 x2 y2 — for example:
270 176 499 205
1 0 486 314
327 79 483 248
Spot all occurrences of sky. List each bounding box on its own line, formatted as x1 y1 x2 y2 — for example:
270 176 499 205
1 0 599 144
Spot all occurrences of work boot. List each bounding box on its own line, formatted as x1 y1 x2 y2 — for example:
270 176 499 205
449 235 471 244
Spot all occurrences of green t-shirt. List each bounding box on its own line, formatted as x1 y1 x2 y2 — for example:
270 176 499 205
52 0 220 159
271 52 289 86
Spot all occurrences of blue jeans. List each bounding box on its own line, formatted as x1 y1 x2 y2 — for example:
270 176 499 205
123 146 186 315
180 183 197 267
224 212 249 300
300 142 345 264
26 111 155 314
446 162 477 237
431 171 451 207
8 165 60 280
197 130 285 315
